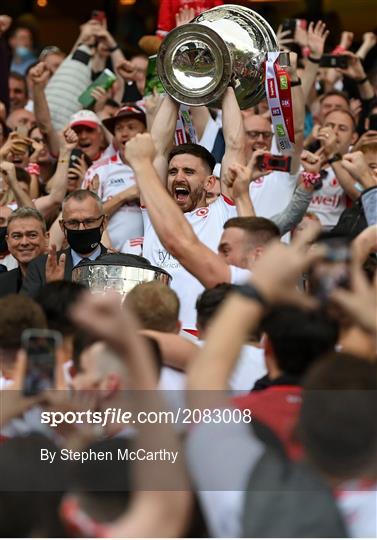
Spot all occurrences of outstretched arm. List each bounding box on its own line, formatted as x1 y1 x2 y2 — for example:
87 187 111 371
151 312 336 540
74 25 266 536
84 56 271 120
220 87 245 199
126 133 231 288
149 95 180 183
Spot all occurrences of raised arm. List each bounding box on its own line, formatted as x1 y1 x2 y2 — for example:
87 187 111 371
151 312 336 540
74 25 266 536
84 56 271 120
0 161 35 208
126 133 231 287
220 87 245 199
35 128 78 217
28 62 60 157
149 95 180 183
301 21 329 103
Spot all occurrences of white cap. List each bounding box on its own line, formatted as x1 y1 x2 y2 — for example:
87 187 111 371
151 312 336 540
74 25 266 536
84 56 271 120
69 110 101 130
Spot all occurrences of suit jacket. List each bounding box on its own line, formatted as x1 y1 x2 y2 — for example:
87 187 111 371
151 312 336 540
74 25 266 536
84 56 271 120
21 244 108 298
0 267 23 298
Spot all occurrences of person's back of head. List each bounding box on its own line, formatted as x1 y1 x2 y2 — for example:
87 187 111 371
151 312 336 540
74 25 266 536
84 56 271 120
261 306 339 380
299 352 377 482
196 283 235 336
0 294 46 374
124 281 180 333
36 280 87 337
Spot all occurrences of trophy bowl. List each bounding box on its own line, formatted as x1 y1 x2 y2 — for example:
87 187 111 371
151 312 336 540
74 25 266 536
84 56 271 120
71 254 171 297
157 4 279 109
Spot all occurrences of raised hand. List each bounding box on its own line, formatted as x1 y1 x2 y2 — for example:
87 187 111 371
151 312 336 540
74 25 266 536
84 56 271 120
125 133 156 167
60 127 79 152
307 20 329 59
336 51 367 81
316 126 338 157
45 244 66 283
341 151 376 186
340 31 354 50
276 25 293 51
116 60 137 82
300 148 325 174
28 62 51 87
91 86 108 113
175 6 195 27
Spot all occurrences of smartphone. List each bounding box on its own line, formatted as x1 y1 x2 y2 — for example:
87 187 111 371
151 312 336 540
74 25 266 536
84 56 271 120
256 153 291 173
22 329 62 397
144 55 166 97
16 125 28 138
69 148 92 174
369 113 377 131
309 236 351 301
281 18 307 38
91 10 106 24
320 55 349 69
78 69 117 109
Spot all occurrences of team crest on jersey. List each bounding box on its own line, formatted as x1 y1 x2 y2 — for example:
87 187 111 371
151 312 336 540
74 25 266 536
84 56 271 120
330 178 338 187
195 208 209 217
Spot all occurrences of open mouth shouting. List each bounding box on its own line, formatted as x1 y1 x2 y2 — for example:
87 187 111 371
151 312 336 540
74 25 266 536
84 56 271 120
172 182 191 205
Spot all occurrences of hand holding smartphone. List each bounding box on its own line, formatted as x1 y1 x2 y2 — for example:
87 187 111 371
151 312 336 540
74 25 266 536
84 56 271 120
256 153 292 173
22 329 62 396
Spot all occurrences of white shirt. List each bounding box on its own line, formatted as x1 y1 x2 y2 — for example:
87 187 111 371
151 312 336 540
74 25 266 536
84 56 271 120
142 195 237 330
250 170 299 219
83 153 143 251
0 253 18 271
308 166 347 229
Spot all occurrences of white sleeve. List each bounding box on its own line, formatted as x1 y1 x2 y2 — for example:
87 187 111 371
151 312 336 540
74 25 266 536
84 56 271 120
230 265 252 284
186 418 265 537
199 116 221 153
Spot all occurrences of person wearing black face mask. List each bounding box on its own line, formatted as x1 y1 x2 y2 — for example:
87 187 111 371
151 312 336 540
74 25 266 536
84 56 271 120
21 190 109 298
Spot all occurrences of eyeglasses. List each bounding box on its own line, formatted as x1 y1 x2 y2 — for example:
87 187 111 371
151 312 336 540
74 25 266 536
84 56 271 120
61 215 104 230
246 130 273 140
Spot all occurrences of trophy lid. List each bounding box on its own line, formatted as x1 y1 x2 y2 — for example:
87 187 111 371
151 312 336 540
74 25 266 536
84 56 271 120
157 22 233 107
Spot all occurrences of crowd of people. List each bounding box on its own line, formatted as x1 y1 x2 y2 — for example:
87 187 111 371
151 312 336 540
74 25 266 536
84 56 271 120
0 2 376 538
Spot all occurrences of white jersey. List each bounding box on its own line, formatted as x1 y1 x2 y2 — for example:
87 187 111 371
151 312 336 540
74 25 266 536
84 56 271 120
250 170 299 219
308 167 347 229
142 195 237 331
83 153 143 251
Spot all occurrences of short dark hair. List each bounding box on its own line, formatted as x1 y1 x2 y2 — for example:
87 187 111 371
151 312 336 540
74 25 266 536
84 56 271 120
320 90 350 106
299 353 377 479
7 207 46 233
224 217 280 245
62 189 103 212
261 305 339 377
9 71 28 98
35 280 87 336
168 143 216 174
196 283 235 331
0 294 47 357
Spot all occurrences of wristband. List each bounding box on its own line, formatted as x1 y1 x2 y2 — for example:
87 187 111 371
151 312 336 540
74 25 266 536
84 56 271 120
354 182 364 193
302 171 321 189
234 283 269 308
109 44 119 52
355 76 368 85
308 55 321 64
26 163 40 176
290 78 302 87
328 153 342 164
332 45 346 55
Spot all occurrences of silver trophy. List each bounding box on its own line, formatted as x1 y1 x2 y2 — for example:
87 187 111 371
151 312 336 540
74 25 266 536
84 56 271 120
157 4 279 109
71 255 171 297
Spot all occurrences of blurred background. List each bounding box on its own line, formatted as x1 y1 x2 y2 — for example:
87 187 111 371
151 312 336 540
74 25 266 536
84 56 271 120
2 0 377 56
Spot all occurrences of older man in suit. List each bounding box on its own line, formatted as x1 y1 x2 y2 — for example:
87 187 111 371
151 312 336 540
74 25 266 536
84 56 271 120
22 190 108 298
0 207 48 297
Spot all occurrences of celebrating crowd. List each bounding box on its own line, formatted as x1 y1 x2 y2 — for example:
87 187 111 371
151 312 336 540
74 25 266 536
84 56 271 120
0 2 376 538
